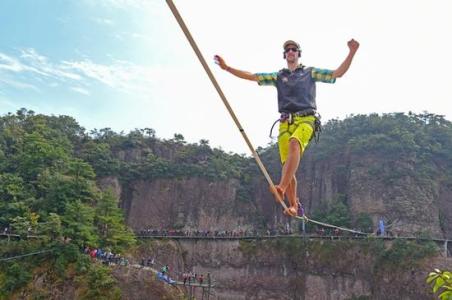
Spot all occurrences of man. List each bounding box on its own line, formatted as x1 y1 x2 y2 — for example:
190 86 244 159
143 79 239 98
214 39 359 217
378 217 385 236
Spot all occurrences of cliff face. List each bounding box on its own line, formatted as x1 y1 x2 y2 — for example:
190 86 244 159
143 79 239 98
121 178 253 231
135 239 451 300
92 113 452 299
94 114 452 238
9 262 183 300
111 266 185 300
298 152 445 237
99 145 450 238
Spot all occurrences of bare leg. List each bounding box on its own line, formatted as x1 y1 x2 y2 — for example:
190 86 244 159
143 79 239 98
280 139 301 189
286 175 298 212
275 139 302 216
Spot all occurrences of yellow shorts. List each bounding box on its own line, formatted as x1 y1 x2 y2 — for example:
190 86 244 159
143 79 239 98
278 115 315 164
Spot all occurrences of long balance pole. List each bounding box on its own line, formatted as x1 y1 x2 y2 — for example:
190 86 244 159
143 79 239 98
165 0 287 211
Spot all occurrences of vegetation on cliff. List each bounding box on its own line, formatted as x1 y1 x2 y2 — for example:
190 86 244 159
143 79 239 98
1 108 451 297
0 109 135 298
239 237 438 298
427 269 452 300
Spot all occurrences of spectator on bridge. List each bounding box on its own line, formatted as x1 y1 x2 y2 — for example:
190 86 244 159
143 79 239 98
199 274 204 285
161 265 169 275
90 248 97 260
378 217 385 236
297 200 304 216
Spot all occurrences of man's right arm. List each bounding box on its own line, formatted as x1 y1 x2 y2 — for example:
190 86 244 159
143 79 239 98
214 55 258 82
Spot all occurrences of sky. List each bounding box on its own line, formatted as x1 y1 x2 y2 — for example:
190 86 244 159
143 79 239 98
0 0 451 155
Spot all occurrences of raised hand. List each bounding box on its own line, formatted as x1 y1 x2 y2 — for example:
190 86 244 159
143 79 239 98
214 55 228 70
348 39 360 52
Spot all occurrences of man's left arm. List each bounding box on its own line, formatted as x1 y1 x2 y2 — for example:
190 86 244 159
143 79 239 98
332 39 360 79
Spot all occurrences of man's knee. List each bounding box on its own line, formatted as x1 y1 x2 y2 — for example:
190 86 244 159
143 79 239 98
289 138 301 151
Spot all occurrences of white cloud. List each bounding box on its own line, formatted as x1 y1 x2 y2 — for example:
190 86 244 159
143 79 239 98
0 53 28 72
0 77 40 92
0 49 157 96
70 86 91 96
92 18 114 26
19 48 82 80
61 59 156 95
85 0 152 9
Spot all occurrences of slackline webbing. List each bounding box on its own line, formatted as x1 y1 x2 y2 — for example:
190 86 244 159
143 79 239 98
165 0 367 237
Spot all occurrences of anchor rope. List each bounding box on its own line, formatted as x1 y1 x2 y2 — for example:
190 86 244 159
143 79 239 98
166 0 367 237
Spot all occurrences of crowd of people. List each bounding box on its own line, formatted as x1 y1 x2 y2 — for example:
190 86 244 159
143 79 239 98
181 272 210 286
138 255 212 287
138 228 297 237
83 246 129 266
137 227 371 237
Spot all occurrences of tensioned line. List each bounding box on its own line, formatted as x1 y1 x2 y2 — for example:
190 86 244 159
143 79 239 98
165 0 366 236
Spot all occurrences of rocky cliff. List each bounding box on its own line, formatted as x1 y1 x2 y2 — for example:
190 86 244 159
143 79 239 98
99 147 450 238
94 113 452 299
134 238 450 300
96 113 452 239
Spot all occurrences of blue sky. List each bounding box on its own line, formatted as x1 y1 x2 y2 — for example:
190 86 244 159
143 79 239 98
0 0 177 133
1 0 452 154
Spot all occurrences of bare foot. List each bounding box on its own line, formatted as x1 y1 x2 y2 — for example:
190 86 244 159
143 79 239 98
283 202 299 217
269 185 285 203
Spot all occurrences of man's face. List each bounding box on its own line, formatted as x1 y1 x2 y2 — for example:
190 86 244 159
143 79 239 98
284 45 299 63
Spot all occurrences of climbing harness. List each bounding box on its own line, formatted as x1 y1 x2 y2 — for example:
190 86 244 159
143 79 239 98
269 110 322 143
166 0 366 237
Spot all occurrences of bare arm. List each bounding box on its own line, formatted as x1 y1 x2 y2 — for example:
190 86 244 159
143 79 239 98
214 55 258 82
332 39 359 79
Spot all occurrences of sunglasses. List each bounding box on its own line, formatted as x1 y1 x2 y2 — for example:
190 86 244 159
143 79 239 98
284 47 299 53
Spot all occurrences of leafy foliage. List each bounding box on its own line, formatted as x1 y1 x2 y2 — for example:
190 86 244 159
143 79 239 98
0 109 135 296
306 198 352 233
1 108 452 296
355 213 373 233
427 269 452 300
376 239 437 270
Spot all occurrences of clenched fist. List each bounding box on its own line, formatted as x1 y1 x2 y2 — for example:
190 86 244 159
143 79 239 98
348 39 360 52
347 39 359 52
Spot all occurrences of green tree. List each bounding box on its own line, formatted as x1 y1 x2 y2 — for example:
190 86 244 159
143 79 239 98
355 213 373 233
427 269 452 300
79 141 120 176
79 265 121 300
0 173 31 227
312 201 352 229
39 213 63 241
95 190 135 252
62 200 97 247
0 263 32 296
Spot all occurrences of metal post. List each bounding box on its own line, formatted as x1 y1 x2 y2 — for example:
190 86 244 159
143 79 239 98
302 219 306 234
445 240 448 258
207 272 211 300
